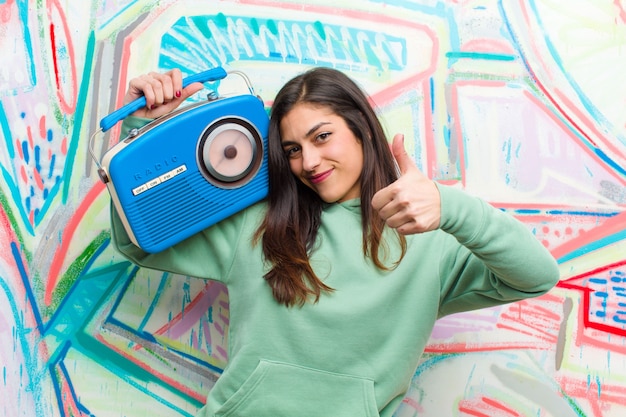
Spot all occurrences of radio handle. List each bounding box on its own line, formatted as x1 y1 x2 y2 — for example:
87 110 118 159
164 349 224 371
99 66 228 132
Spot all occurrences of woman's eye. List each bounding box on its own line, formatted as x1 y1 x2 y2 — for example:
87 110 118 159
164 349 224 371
315 132 331 142
284 146 301 159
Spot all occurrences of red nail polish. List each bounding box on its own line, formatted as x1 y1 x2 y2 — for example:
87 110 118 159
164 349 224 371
175 90 181 98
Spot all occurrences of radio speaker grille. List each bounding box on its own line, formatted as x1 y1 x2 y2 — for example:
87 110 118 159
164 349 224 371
124 166 267 247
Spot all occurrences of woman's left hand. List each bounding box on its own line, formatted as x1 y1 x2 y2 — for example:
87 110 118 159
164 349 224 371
371 134 441 235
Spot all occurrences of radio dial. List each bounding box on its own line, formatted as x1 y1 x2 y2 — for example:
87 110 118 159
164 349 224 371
198 118 263 187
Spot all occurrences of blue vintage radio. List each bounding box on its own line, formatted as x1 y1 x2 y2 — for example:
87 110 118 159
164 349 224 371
91 67 269 253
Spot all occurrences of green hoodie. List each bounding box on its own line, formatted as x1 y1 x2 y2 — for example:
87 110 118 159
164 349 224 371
110 117 559 417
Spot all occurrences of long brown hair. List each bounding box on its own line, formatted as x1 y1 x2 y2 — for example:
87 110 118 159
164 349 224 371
254 67 407 307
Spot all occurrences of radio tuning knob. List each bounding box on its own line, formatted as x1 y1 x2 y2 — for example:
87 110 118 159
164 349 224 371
224 145 237 159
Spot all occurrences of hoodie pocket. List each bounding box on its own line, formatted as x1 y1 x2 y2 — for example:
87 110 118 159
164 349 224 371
215 359 379 417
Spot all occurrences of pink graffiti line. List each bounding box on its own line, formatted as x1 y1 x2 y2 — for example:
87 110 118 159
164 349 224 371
461 38 516 55
107 5 172 145
616 0 626 24
132 280 229 363
555 373 626 417
458 395 522 417
400 396 424 413
94 333 206 404
426 293 564 353
553 85 626 164
370 79 440 180
238 0 435 31
145 281 228 342
551 211 626 261
496 297 561 344
53 362 91 417
46 182 106 306
1 207 54 415
522 87 626 186
0 0 15 24
516 0 626 167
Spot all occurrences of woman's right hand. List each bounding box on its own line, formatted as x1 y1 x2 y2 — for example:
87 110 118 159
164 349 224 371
123 68 204 119
372 133 441 235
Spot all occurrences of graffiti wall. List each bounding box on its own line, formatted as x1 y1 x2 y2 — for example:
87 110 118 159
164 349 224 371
1 0 624 415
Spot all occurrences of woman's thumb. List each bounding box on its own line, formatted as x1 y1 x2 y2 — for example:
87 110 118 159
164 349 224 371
391 133 414 174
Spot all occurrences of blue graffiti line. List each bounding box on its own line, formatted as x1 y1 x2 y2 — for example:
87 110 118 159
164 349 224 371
1 108 59 233
137 271 170 334
42 239 115 340
48 154 56 179
513 209 620 217
42 257 200 415
591 291 608 318
168 336 224 376
17 0 37 85
21 140 30 163
105 313 224 375
588 271 626 328
545 210 619 217
49 342 95 417
594 147 626 177
44 261 134 417
0 102 15 158
413 352 465 378
159 14 407 73
61 31 97 204
2 30 93 229
557 227 626 263
525 0 625 147
74 326 198 416
105 273 225 375
500 0 626 175
614 315 626 324
34 145 41 171
96 1 137 30
2 187 31 238
446 51 516 61
11 241 44 329
0 103 38 233
0 274 46 416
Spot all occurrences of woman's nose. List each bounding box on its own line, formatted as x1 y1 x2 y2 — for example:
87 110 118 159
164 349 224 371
301 146 321 171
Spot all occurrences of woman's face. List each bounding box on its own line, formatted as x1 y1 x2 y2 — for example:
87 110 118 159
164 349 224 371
279 103 364 203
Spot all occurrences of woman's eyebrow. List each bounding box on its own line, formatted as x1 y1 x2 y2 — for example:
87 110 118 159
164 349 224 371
304 121 331 138
281 121 332 146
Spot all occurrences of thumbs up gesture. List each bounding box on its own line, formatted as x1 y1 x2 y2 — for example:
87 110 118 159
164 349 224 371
371 134 441 235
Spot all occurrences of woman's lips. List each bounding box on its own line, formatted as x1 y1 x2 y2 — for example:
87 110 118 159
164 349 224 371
308 169 332 185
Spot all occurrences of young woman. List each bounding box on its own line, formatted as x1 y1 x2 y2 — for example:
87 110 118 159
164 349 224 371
111 67 560 416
